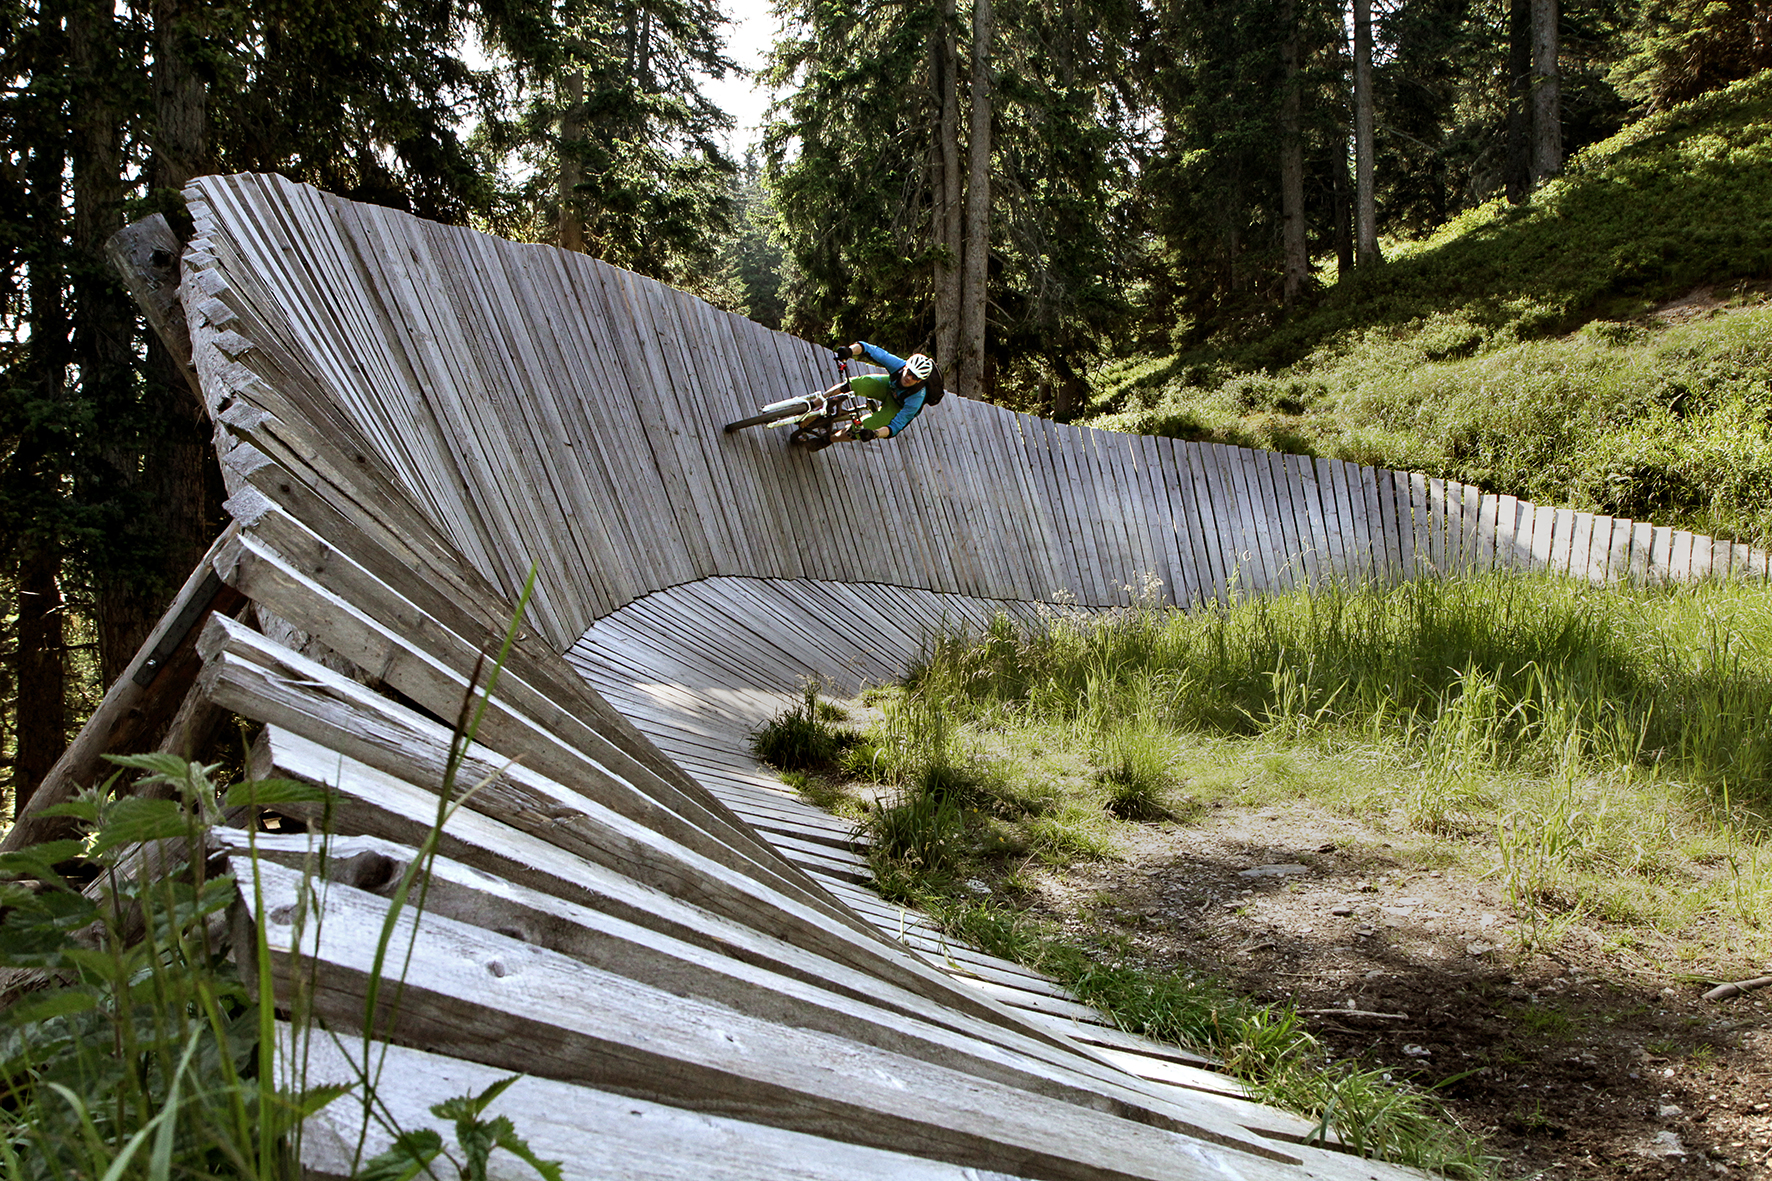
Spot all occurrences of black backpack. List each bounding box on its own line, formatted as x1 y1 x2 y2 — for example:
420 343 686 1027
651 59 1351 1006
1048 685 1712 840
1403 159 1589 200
921 368 947 407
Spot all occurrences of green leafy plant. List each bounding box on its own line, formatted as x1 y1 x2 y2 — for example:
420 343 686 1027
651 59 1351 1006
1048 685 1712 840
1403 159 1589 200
357 1075 562 1181
0 569 562 1181
0 754 341 1181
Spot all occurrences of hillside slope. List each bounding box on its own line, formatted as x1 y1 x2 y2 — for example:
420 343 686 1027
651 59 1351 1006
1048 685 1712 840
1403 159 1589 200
1095 70 1772 548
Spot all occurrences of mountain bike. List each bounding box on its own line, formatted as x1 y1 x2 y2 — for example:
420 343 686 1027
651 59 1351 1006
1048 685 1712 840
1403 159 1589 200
721 359 879 452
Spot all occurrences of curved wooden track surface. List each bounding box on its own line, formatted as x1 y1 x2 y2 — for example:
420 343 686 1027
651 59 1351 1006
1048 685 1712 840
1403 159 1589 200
56 172 1765 1179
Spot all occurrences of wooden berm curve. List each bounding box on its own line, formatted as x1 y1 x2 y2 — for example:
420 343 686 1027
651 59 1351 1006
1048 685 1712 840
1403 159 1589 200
34 173 1767 1180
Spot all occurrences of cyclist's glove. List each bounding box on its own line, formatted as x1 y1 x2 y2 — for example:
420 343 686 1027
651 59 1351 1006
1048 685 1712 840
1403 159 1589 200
851 427 877 442
833 347 851 361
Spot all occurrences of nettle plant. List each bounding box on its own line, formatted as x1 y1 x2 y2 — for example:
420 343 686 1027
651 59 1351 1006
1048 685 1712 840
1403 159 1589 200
0 752 561 1181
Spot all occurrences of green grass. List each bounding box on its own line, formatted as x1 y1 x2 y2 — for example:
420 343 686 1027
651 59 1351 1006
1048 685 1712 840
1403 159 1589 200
910 573 1772 819
838 568 1772 1173
1092 69 1772 548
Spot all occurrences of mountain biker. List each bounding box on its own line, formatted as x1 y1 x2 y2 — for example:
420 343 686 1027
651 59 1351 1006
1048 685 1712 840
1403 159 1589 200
826 342 944 442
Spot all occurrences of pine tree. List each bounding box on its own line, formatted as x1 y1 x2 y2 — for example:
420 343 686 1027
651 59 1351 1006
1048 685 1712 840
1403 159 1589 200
479 0 738 290
1 0 511 812
1615 0 1772 110
718 149 787 328
0 0 75 811
766 0 1140 406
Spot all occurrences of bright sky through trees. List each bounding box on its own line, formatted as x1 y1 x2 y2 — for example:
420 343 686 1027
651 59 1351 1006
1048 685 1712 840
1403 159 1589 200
706 0 779 152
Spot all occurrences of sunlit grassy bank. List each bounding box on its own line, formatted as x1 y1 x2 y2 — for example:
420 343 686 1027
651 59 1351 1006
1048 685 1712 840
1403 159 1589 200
1091 71 1772 548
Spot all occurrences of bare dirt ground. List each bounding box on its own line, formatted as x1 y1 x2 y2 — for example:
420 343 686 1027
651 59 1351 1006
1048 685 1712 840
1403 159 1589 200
1008 801 1772 1178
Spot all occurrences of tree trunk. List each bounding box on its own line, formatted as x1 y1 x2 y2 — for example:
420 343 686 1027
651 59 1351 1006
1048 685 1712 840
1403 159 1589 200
1504 0 1532 203
119 0 229 687
559 65 586 252
1332 142 1354 276
15 46 71 815
1051 355 1085 421
1530 0 1561 185
74 0 164 686
1352 0 1381 266
151 0 208 198
932 0 962 373
957 0 992 400
15 538 66 817
1279 0 1307 307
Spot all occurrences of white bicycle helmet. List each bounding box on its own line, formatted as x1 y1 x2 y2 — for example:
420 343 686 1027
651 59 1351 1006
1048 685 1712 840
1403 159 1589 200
903 353 935 381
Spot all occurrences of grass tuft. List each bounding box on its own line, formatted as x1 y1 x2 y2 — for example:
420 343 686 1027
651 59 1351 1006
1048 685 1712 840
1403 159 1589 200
749 683 861 772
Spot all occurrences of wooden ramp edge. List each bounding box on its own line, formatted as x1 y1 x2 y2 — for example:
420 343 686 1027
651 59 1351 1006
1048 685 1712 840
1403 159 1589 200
34 172 1767 1179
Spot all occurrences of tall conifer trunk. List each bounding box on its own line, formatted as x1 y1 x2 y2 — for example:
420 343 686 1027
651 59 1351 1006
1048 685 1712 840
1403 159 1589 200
152 0 207 189
1530 0 1561 184
1332 145 1354 276
1504 0 1532 202
142 0 226 691
1279 0 1307 307
1352 0 1381 266
15 30 70 812
958 0 992 400
559 65 587 251
72 0 142 683
933 1 962 372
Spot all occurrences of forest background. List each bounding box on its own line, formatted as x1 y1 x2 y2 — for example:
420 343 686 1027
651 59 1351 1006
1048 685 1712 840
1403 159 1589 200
1 0 1768 821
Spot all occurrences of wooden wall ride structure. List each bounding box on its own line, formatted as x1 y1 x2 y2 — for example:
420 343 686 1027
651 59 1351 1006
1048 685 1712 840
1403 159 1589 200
16 173 1769 1179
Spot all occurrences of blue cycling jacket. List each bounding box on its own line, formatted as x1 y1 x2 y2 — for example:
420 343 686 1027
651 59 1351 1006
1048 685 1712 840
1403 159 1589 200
855 341 929 436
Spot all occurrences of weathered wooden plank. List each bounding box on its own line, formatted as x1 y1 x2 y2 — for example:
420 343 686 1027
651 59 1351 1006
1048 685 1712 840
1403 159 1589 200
1049 422 1104 603
198 616 872 937
239 863 1311 1177
1567 511 1594 580
1306 458 1342 588
1207 445 1260 595
1262 449 1301 589
208 532 813 888
1583 515 1613 583
1692 533 1718 582
1662 526 1688 581
559 253 712 596
1045 420 1098 603
1604 516 1632 585
1329 459 1370 585
1406 472 1430 580
1015 413 1073 601
1231 447 1277 593
1529 504 1558 572
222 487 715 805
1425 476 1447 576
243 722 1095 1051
230 838 1214 1127
286 1029 1043 1181
1178 442 1224 601
1474 494 1499 574
943 400 1012 597
1370 469 1401 583
1139 434 1191 606
1158 438 1207 605
1459 481 1483 574
1629 520 1654 583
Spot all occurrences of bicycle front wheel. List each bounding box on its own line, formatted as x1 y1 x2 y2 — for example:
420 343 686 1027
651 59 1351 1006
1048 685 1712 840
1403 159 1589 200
723 408 799 434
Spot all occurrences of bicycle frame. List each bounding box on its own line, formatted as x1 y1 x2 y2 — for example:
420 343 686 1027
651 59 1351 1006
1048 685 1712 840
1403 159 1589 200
723 387 881 450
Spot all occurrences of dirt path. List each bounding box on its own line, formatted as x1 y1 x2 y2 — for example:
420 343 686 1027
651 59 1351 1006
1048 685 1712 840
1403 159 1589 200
1008 802 1772 1177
